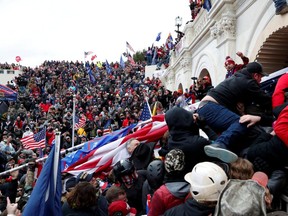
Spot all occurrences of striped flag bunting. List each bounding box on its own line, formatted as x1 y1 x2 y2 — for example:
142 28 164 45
62 115 167 178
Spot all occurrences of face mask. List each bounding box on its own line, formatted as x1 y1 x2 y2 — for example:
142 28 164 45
121 171 138 185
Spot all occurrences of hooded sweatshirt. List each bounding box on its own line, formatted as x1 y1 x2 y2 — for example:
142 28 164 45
165 107 211 173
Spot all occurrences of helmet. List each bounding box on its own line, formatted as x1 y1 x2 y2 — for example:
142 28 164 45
184 162 228 202
113 159 135 179
146 160 165 190
76 171 93 183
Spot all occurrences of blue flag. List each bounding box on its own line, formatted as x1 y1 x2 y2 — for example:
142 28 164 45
85 62 96 85
120 55 125 69
105 60 112 74
156 32 161 42
203 0 212 11
139 100 152 121
0 84 17 101
22 144 62 216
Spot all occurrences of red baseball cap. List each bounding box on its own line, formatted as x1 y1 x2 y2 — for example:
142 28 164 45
108 200 137 216
251 171 268 188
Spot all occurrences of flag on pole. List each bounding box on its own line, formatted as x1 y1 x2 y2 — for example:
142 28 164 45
139 100 152 121
75 114 86 130
85 62 96 85
126 41 135 53
128 54 136 65
120 55 125 69
22 141 62 216
105 60 112 74
103 119 112 136
0 84 18 101
84 51 93 58
20 128 46 150
63 115 167 178
91 54 97 61
155 32 161 42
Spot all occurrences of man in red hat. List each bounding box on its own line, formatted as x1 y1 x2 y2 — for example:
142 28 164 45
108 200 137 216
225 51 249 79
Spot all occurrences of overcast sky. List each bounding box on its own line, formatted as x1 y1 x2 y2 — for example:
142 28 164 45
0 0 191 67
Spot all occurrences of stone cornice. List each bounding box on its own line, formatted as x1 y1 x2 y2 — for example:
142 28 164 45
210 11 236 40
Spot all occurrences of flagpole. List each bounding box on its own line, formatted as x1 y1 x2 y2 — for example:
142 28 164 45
72 94 76 147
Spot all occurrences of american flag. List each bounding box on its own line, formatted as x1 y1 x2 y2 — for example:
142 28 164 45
63 115 167 178
75 114 86 130
128 54 136 65
21 128 46 150
84 51 93 58
139 100 152 121
126 41 135 53
61 124 136 171
103 128 111 136
103 119 112 135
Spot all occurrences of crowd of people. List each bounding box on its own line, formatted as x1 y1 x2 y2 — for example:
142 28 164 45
0 55 287 215
0 58 213 214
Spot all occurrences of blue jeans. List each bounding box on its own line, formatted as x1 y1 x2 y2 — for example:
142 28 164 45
197 101 248 148
273 0 287 9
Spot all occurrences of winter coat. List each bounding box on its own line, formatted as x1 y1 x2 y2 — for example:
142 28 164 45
165 107 212 172
148 181 190 216
164 198 215 216
209 68 271 115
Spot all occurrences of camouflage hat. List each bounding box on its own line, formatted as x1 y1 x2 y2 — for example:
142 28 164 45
164 149 185 174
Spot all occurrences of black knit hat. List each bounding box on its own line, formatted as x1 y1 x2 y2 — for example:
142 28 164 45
246 62 268 76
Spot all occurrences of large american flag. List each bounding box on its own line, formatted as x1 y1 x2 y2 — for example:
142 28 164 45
75 114 86 130
20 128 46 150
63 115 167 178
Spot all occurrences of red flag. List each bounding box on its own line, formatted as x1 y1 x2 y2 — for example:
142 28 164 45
63 115 167 177
15 56 22 62
20 128 46 150
91 55 97 61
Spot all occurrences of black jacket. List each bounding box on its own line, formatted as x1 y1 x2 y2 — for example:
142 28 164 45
164 198 215 216
247 131 288 174
165 107 213 172
208 68 271 115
